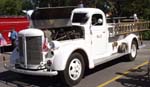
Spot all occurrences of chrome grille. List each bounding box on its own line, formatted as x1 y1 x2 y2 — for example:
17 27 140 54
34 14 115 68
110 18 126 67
26 36 42 64
18 36 42 66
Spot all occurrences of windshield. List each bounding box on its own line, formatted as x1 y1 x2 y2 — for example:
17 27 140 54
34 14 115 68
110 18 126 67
72 13 88 24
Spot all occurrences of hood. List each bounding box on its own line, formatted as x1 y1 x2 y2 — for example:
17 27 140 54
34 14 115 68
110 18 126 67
19 28 43 37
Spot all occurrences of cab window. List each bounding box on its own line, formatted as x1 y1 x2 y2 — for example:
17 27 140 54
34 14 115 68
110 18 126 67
92 14 103 26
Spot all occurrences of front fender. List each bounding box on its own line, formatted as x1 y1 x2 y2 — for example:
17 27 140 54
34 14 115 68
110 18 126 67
52 43 90 71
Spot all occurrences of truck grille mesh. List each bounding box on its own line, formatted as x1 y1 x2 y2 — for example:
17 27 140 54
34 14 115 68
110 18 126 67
19 36 42 65
26 36 42 64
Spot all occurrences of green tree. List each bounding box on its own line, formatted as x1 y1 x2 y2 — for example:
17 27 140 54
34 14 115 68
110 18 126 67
118 0 150 19
22 0 33 10
0 0 23 16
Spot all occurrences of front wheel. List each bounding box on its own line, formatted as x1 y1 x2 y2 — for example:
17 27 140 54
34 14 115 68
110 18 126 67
59 53 85 86
126 40 137 61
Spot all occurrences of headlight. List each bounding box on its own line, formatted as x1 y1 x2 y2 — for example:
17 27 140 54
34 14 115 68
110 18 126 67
50 41 61 50
44 41 60 58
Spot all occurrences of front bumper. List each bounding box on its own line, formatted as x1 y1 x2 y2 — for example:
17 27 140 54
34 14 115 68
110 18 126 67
4 64 58 76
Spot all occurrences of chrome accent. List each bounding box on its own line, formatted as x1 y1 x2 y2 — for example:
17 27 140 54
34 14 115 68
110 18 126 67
19 37 24 64
4 64 58 76
24 35 27 68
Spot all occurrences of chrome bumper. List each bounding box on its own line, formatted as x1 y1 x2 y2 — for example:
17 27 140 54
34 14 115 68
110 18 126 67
4 64 58 76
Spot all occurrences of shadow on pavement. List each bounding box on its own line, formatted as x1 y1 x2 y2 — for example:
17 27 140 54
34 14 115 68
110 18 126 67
0 71 69 87
116 65 150 87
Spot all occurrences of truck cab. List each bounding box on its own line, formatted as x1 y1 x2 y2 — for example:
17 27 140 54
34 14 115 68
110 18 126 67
71 8 109 58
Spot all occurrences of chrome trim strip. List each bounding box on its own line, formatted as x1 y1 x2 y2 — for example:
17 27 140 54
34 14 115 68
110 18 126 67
23 35 27 68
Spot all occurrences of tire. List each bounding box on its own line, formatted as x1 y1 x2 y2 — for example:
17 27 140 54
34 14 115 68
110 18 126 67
126 40 137 61
59 52 85 86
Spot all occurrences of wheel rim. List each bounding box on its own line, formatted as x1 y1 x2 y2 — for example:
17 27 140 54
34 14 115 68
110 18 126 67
69 58 82 80
131 44 137 58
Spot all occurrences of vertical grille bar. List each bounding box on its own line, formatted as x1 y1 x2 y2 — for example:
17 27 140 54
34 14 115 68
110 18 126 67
19 36 25 64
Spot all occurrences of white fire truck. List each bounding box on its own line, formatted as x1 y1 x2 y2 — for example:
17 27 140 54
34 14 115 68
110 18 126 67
4 7 150 86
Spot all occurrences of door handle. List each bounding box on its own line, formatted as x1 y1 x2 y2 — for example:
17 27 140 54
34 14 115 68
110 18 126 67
97 34 102 38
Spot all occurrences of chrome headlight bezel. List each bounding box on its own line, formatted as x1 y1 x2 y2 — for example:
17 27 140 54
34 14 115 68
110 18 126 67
50 41 61 50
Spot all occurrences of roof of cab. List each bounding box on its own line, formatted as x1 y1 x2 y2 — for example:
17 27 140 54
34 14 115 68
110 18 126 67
72 8 104 15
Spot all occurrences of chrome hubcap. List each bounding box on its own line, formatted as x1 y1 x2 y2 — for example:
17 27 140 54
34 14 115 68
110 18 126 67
69 58 82 80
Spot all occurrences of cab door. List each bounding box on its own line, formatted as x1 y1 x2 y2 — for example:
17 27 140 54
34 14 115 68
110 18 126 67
91 14 108 58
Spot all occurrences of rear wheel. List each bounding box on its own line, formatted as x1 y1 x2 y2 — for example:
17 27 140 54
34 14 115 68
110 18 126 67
59 52 85 86
126 40 137 61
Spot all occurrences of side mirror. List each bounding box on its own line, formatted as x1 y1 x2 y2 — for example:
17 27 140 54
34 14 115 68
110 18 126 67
98 18 103 24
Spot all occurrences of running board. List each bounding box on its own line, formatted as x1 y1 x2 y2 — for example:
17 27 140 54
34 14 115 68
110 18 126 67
94 53 128 66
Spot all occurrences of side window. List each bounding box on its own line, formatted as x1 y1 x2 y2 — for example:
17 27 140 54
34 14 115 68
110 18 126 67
92 14 103 26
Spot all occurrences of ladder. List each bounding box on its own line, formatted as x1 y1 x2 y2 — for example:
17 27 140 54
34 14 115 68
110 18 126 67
109 21 150 36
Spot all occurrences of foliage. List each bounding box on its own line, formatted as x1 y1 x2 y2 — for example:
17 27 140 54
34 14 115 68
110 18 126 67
0 0 149 39
22 0 33 10
120 0 150 19
0 0 149 19
142 31 150 40
0 0 23 16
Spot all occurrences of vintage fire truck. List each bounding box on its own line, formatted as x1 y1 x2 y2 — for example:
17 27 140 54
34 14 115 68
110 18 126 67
4 7 150 86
